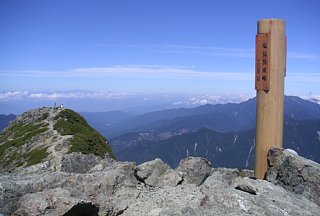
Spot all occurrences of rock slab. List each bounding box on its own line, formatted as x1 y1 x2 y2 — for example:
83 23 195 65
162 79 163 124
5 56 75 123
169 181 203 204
61 152 101 173
176 157 213 186
266 148 320 206
135 158 182 187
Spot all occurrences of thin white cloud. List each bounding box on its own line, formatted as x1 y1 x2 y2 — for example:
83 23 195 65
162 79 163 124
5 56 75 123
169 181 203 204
0 90 254 105
94 43 320 60
287 52 320 60
1 66 319 83
286 72 320 83
169 94 254 107
0 91 139 101
0 70 71 78
162 45 254 58
162 50 254 58
168 46 320 60
28 91 138 100
72 65 252 81
188 94 253 106
0 91 29 100
0 66 253 81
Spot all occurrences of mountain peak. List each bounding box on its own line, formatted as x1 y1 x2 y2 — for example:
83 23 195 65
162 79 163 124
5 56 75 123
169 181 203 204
0 107 115 173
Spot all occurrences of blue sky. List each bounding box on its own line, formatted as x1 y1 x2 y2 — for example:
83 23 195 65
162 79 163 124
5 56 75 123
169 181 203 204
0 0 320 98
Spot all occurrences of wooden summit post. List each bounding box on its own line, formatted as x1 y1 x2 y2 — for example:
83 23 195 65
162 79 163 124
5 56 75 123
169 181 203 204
254 19 286 179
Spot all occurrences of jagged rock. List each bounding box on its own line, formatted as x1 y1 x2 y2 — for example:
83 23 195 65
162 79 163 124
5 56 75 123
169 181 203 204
199 167 240 190
121 168 320 216
1 155 320 215
235 184 257 195
12 188 83 216
176 157 212 186
0 162 138 215
89 157 115 172
135 158 182 187
266 148 320 206
61 153 101 173
239 169 254 178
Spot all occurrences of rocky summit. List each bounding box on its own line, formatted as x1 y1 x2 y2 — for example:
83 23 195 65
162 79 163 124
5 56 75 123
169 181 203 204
0 107 115 173
0 108 319 215
0 150 319 215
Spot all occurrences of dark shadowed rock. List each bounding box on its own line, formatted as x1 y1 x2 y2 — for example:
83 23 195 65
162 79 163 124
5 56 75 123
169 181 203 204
267 148 320 206
61 153 101 173
176 157 213 186
235 184 257 195
63 202 99 216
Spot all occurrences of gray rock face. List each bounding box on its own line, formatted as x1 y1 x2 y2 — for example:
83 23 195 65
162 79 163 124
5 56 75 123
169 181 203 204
1 154 320 216
266 147 320 206
135 158 182 187
61 152 101 173
13 107 53 125
176 157 213 186
0 161 138 216
199 175 319 216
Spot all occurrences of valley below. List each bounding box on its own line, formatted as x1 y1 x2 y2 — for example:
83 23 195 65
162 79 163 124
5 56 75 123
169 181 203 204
81 96 320 169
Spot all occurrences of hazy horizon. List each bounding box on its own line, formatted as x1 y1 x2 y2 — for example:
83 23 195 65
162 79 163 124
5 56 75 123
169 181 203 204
0 89 319 115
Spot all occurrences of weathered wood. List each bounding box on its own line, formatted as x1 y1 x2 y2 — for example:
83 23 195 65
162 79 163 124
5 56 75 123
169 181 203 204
254 19 286 179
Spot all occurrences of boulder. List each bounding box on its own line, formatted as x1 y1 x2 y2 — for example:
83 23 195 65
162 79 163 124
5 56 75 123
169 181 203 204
12 188 84 216
200 176 319 216
266 148 320 206
176 157 213 186
135 158 182 187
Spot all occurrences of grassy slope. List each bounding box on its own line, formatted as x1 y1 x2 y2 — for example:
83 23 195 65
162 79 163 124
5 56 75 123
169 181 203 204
0 115 49 167
54 109 115 159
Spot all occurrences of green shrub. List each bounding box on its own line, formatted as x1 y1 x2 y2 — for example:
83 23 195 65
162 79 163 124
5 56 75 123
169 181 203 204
0 123 49 164
40 112 49 121
25 147 49 166
54 109 115 159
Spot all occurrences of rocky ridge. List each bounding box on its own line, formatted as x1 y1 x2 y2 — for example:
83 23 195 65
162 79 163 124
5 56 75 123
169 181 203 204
0 107 114 173
0 149 319 215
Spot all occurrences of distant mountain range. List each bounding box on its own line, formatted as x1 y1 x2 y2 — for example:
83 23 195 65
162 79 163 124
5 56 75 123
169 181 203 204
113 118 320 169
80 96 320 138
106 96 320 168
1 96 319 169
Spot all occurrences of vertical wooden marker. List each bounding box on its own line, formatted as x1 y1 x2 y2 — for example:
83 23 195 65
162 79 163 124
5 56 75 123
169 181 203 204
254 19 286 179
